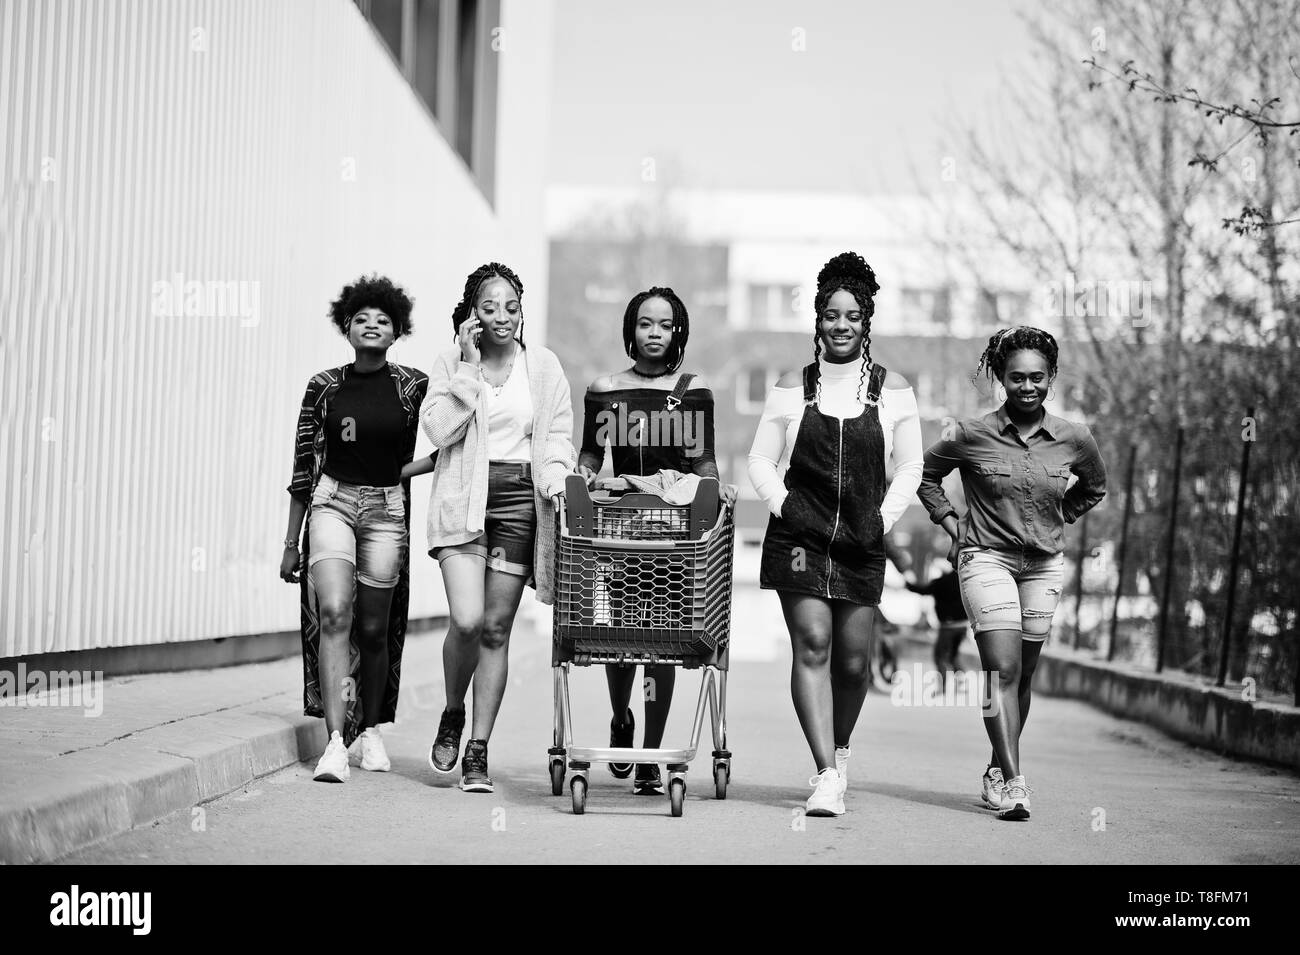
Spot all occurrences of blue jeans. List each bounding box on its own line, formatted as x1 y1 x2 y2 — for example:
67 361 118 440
956 547 1064 639
308 474 408 588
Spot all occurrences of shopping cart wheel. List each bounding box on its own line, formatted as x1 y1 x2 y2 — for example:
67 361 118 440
669 778 685 817
571 776 588 815
713 762 728 800
549 758 565 797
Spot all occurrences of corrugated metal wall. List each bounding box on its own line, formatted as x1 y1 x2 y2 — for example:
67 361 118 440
0 0 552 656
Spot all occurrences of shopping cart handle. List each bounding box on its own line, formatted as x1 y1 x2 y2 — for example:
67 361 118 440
589 537 677 550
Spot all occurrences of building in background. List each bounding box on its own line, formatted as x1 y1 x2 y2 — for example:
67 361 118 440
548 185 1090 568
1 0 554 662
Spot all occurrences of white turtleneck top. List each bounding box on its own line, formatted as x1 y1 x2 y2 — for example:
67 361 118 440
747 357 924 533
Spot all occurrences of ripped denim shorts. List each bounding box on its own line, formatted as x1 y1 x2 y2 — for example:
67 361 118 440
956 547 1065 640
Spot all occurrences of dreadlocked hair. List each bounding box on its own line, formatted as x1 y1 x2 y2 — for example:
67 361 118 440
622 286 690 373
973 325 1059 385
329 273 415 337
451 261 526 346
809 251 880 405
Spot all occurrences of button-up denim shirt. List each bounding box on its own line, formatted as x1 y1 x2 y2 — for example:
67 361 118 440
918 408 1107 555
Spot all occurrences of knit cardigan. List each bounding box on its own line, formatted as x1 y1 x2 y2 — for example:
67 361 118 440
420 344 576 604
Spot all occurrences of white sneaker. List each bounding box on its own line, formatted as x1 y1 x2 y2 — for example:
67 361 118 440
313 730 350 783
359 726 391 772
998 775 1032 821
834 747 851 796
805 768 845 816
980 765 1006 810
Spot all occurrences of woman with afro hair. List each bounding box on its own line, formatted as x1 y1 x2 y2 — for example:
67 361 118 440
282 274 431 783
420 262 576 794
748 251 923 817
918 326 1106 821
576 285 736 796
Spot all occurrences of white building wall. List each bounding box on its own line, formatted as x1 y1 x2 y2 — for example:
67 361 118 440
1 0 553 656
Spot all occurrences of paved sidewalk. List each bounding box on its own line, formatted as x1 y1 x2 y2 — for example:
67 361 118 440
0 612 486 863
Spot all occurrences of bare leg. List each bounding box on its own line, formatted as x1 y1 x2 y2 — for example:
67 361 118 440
641 664 676 748
470 568 528 740
438 554 486 710
778 591 836 772
976 629 1024 777
311 558 356 736
355 582 395 729
830 601 876 749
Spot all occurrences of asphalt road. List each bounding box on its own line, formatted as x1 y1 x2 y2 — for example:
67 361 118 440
61 584 1300 864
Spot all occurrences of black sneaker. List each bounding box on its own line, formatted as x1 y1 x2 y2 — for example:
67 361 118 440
459 738 494 793
429 707 466 774
633 763 664 795
609 708 635 779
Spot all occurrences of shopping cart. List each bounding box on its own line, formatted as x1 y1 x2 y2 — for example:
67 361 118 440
549 473 734 816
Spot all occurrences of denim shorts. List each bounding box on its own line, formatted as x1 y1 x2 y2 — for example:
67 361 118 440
308 473 408 588
956 547 1065 639
432 461 536 578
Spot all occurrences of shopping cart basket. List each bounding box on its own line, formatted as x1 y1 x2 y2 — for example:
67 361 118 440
549 473 734 816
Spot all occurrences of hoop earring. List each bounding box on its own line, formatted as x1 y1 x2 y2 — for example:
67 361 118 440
996 384 1006 402
1048 385 1056 400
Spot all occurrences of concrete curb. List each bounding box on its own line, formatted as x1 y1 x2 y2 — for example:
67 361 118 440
0 707 325 864
898 631 1300 771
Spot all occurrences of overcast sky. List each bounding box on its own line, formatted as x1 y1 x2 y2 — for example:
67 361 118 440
547 0 1030 195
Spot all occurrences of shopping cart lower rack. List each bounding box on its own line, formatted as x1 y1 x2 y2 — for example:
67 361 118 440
549 474 734 816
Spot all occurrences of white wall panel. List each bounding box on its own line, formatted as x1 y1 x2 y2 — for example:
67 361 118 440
1 0 553 656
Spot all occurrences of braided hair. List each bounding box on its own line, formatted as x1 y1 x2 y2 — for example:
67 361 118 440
974 325 1059 386
451 262 526 346
329 274 414 337
622 286 690 373
809 251 880 405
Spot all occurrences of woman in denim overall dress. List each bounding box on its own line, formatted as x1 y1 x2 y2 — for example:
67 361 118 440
749 252 923 816
918 327 1107 820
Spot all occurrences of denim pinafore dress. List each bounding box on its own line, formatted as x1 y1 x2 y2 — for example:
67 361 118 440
759 361 888 606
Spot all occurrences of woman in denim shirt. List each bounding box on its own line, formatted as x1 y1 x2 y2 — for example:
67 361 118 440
918 326 1106 821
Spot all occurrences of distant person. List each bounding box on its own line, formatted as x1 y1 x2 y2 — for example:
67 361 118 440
576 286 736 795
906 568 968 686
918 326 1107 820
420 262 576 794
280 275 429 783
748 252 923 817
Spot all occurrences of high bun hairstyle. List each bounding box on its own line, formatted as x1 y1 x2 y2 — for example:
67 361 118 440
329 274 415 337
974 325 1060 385
622 286 690 373
451 262 526 346
809 251 881 404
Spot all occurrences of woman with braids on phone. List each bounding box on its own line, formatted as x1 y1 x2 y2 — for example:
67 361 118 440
576 286 736 796
748 252 923 817
420 262 576 794
918 326 1106 821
